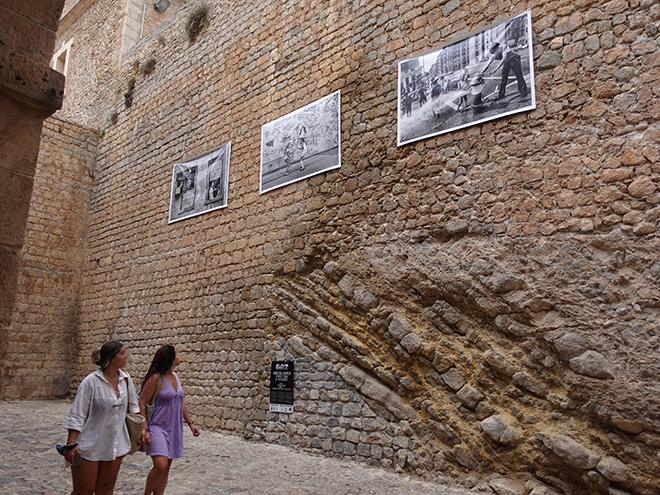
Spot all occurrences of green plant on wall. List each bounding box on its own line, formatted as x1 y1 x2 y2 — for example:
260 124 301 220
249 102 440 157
124 77 136 108
140 58 157 76
185 4 209 43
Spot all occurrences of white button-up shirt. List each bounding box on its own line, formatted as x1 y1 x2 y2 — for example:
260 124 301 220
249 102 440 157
62 369 139 461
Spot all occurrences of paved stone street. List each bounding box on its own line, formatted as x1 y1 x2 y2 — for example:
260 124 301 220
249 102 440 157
2 400 482 495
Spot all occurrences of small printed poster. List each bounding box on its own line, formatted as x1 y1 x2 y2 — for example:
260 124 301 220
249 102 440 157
269 361 294 413
168 141 231 223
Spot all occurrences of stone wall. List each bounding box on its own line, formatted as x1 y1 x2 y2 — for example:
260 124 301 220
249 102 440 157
0 0 65 397
121 0 188 55
1 117 97 398
21 0 660 493
55 0 125 126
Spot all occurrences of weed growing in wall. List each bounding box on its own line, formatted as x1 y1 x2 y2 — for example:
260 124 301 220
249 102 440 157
140 58 157 76
124 77 136 108
185 5 209 43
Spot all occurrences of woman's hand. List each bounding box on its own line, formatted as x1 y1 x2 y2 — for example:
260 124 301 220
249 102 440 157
64 446 81 465
140 429 151 445
190 423 200 437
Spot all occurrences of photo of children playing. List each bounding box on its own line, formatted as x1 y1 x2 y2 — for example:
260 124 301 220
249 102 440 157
260 91 341 194
397 11 535 146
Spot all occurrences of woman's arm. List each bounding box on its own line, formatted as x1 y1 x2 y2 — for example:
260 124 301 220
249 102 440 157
183 401 200 437
126 375 140 414
62 377 92 431
64 429 82 464
138 374 159 444
138 374 158 416
62 376 92 463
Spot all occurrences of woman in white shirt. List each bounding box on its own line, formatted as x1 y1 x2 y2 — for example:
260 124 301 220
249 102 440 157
62 342 140 495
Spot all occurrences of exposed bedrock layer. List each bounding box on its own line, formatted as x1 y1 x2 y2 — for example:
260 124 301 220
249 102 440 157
266 234 659 495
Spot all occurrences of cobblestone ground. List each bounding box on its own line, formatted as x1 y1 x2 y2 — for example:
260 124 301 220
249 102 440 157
2 400 483 495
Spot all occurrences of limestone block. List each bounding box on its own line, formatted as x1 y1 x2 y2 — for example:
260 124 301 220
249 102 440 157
481 415 521 446
400 332 422 354
596 456 630 482
494 315 531 337
628 176 656 198
542 434 602 470
569 350 614 379
387 315 412 340
445 219 468 235
537 51 562 69
451 445 476 469
353 286 379 310
338 365 368 389
360 378 415 421
483 351 517 377
456 384 484 409
555 332 591 360
485 272 524 294
440 368 466 391
526 479 563 495
338 275 357 298
489 478 525 495
323 261 343 281
288 336 311 356
512 372 548 397
610 416 650 434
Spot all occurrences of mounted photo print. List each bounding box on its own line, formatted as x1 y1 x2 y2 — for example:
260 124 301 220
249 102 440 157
397 11 536 146
168 142 231 223
260 90 341 194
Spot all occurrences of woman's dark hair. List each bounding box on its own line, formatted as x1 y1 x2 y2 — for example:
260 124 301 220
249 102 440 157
141 345 176 392
92 342 124 370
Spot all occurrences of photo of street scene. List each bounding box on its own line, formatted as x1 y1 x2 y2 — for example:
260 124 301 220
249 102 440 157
397 11 535 146
168 142 231 223
260 90 341 194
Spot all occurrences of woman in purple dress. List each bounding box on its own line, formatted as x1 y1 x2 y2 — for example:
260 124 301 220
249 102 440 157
139 345 200 495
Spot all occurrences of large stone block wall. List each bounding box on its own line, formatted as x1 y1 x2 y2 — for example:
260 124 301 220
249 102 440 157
1 117 98 398
0 0 66 397
54 0 125 126
20 0 659 493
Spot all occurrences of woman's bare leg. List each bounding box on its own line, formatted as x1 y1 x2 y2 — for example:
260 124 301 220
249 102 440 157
95 457 123 495
144 456 169 495
71 459 99 495
153 459 173 495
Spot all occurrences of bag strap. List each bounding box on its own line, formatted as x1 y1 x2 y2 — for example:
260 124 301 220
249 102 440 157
123 376 130 414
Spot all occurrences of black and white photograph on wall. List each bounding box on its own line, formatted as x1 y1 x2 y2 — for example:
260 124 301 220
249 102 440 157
168 141 231 223
397 11 536 147
260 90 341 194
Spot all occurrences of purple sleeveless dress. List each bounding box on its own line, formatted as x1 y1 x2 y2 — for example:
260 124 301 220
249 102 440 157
144 373 184 459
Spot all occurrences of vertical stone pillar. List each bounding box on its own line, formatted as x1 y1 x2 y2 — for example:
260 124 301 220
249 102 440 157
0 0 66 397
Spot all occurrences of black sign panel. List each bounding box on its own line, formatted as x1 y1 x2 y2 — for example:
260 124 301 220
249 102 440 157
269 361 294 413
